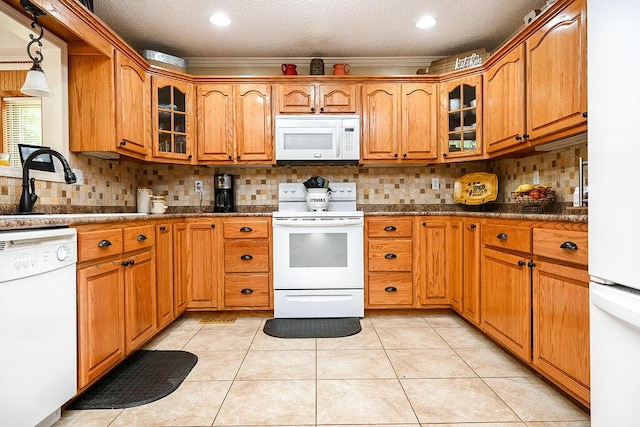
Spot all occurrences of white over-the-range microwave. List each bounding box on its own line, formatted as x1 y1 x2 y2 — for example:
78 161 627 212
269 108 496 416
274 115 360 164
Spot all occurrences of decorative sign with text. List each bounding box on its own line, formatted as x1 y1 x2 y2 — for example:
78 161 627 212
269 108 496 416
428 48 489 74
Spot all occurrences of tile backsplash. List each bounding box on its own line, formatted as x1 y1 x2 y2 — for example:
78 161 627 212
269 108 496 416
0 142 587 213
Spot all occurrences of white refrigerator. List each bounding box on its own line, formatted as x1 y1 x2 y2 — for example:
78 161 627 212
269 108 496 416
589 1 640 425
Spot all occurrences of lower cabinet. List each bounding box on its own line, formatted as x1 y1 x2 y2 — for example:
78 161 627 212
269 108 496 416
187 220 222 309
124 249 157 354
417 218 449 306
173 223 189 315
462 220 481 324
155 221 189 329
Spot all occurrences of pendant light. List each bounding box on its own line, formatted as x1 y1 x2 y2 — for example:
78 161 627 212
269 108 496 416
20 0 53 97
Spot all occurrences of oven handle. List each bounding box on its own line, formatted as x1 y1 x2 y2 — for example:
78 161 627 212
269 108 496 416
273 219 364 227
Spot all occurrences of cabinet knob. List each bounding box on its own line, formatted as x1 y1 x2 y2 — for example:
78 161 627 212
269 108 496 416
384 225 397 232
528 260 536 268
129 259 135 266
311 107 315 112
497 233 508 240
560 241 578 251
240 226 253 232
523 133 530 139
237 155 241 160
518 260 525 266
188 154 193 159
211 224 216 228
240 254 253 261
402 153 407 158
394 153 398 158
240 288 254 294
121 260 130 267
384 286 398 293
98 239 112 247
120 140 127 146
228 155 233 160
582 112 588 118
442 153 448 158
137 234 147 241
515 134 522 141
470 224 477 229
384 253 397 259
320 107 324 112
159 226 166 232
422 221 427 226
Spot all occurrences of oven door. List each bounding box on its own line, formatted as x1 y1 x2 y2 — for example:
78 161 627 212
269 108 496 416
272 217 364 290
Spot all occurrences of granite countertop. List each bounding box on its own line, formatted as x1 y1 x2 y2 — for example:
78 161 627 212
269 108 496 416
0 204 587 231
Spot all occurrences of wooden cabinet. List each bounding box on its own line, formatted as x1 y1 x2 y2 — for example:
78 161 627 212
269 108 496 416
222 218 271 309
362 83 438 163
155 223 174 329
276 83 359 114
484 0 587 154
448 219 463 312
417 218 449 306
123 248 156 353
462 220 481 324
365 217 415 307
197 83 273 164
187 219 222 309
173 223 189 316
152 76 194 162
439 75 483 161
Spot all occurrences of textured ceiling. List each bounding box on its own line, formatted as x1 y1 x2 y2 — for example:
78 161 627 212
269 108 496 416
92 0 548 60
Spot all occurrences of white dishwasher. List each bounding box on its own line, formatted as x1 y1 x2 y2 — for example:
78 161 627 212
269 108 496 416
0 227 77 427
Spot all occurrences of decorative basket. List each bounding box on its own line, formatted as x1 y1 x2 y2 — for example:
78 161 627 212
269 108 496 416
511 188 555 213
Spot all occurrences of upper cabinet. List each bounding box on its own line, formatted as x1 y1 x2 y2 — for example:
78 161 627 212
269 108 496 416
362 83 438 163
439 75 483 162
484 0 587 155
276 83 359 114
151 75 194 163
197 83 273 164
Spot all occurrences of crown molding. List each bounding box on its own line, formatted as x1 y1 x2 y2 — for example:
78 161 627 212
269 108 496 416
185 56 444 68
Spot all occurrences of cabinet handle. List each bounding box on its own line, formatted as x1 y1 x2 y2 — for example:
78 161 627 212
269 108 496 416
120 140 127 146
497 233 508 240
384 286 398 292
402 153 407 158
582 112 588 118
237 155 241 160
528 260 536 268
228 155 233 160
422 221 427 226
470 224 477 229
211 224 216 228
442 153 448 157
320 107 324 112
240 288 254 294
159 225 166 232
98 239 112 247
523 133 530 139
240 254 253 261
384 226 397 232
394 153 398 158
311 107 315 112
188 154 193 159
240 226 253 232
137 234 147 241
129 259 135 266
560 241 578 251
384 253 397 259
518 260 525 266
121 260 130 266
515 134 522 141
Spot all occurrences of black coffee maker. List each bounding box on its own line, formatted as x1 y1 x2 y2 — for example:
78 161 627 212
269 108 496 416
214 173 235 212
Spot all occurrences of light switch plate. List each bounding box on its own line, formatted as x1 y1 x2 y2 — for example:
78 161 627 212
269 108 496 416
432 177 440 190
533 170 540 185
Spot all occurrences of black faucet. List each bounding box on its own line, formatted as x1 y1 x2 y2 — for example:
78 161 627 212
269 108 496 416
19 148 77 213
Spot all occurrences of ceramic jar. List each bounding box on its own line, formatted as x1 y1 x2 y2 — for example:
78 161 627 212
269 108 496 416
150 195 167 214
310 58 324 75
281 64 297 75
332 63 350 75
136 187 153 213
305 188 331 211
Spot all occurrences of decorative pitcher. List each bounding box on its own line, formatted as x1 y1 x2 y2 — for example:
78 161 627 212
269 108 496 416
333 63 351 75
281 64 297 75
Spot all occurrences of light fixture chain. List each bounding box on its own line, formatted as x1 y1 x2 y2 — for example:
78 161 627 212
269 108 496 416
26 17 44 64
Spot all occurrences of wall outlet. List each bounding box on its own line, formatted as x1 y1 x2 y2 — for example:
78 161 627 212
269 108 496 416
533 170 540 185
431 177 440 190
194 180 203 192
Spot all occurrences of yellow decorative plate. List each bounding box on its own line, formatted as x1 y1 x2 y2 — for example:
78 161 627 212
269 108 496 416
454 172 498 205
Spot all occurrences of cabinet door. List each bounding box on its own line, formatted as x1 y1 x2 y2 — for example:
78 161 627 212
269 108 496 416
448 219 463 313
440 75 483 161
526 0 587 141
155 223 174 329
77 261 125 388
235 84 273 162
533 261 590 405
418 219 449 305
115 51 150 158
462 221 482 325
124 250 157 354
197 84 234 162
481 247 531 361
152 76 194 162
173 223 189 315
484 45 527 154
401 83 438 160
188 222 220 308
276 84 316 113
318 84 359 113
362 83 400 160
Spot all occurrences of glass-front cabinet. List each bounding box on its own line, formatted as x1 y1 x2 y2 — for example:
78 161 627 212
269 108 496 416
152 76 194 162
440 75 483 161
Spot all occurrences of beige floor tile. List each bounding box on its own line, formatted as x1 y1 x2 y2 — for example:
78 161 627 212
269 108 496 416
423 313 471 328
526 422 591 426
317 324 383 350
214 380 315 425
317 349 396 379
434 326 495 348
109 380 231 427
185 351 246 381
250 330 317 350
236 350 316 380
484 377 590 422
425 424 526 427
183 328 257 352
376 327 450 349
143 328 199 350
54 409 123 426
455 347 533 378
369 315 431 328
318 425 418 427
387 348 477 378
402 378 521 423
317 379 418 424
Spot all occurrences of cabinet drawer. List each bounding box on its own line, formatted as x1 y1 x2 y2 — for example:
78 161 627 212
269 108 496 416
123 225 155 252
368 240 412 271
224 240 270 272
368 273 414 306
78 229 123 262
482 223 532 253
224 275 270 308
367 218 413 238
223 219 270 239
533 228 588 266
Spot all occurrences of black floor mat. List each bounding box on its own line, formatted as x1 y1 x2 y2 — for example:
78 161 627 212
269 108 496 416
263 317 362 338
69 350 198 409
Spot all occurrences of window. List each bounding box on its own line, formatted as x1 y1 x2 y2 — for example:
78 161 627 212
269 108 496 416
2 97 42 168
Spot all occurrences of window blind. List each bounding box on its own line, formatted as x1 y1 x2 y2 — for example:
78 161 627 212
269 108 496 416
2 97 42 168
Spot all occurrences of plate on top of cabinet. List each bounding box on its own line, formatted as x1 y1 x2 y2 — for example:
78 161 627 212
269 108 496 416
454 172 498 205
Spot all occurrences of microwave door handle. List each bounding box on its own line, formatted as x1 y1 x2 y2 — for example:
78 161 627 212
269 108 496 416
273 219 363 227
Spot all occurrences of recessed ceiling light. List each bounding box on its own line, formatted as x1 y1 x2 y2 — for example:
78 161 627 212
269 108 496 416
209 13 230 26
416 16 437 29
